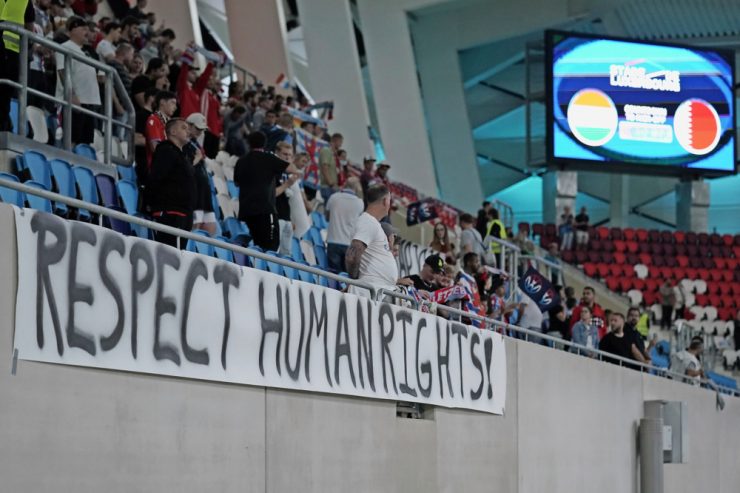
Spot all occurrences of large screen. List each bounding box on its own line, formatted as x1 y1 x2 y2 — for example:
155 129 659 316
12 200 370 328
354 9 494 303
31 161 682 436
546 30 736 176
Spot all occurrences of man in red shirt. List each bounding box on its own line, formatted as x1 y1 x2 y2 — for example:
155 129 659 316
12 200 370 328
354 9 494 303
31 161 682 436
569 286 607 339
176 45 214 119
200 71 223 158
145 90 177 169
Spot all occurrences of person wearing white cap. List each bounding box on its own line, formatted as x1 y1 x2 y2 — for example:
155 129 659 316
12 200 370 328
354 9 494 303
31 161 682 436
184 113 217 235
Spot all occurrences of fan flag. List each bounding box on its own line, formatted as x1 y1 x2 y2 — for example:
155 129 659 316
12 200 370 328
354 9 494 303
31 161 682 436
518 266 561 313
406 199 438 226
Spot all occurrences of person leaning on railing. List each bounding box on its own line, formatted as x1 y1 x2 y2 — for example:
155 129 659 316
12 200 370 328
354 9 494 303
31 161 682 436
0 0 36 132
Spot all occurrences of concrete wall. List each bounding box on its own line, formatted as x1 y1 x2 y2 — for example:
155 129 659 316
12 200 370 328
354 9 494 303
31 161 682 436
0 204 738 492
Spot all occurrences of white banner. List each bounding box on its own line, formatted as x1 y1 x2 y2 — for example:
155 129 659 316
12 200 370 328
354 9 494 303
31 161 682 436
397 239 436 278
12 208 506 414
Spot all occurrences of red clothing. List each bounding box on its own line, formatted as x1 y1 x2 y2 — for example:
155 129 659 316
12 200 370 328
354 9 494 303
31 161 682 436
200 88 223 136
177 62 214 119
145 112 167 168
569 302 607 339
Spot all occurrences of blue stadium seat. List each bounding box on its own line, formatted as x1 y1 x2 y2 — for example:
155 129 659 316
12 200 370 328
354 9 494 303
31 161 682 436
0 172 25 207
291 236 304 262
14 155 25 172
265 251 285 276
313 243 329 269
24 181 53 213
211 192 222 222
222 217 251 245
311 211 328 230
303 226 323 246
297 263 316 284
214 236 235 263
186 230 215 257
23 151 52 190
10 99 18 134
95 174 118 207
226 180 239 199
49 159 76 214
116 180 138 215
72 166 99 220
74 144 97 161
108 206 132 236
117 165 137 183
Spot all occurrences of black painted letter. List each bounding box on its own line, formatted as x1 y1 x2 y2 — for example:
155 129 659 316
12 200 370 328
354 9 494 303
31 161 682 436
213 263 239 369
153 245 181 365
180 258 210 365
258 281 283 376
66 222 98 355
129 243 154 358
98 232 125 351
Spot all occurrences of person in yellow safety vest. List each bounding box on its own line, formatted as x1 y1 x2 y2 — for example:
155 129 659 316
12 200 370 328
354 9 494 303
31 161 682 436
485 208 507 268
0 0 35 131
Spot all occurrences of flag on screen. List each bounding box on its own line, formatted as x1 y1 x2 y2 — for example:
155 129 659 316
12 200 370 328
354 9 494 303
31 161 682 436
673 99 721 155
566 88 618 147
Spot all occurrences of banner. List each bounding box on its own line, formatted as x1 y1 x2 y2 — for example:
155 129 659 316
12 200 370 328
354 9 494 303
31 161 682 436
396 239 436 278
518 266 560 312
13 209 506 414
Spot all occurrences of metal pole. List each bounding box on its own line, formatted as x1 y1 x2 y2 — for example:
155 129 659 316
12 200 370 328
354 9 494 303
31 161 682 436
639 418 664 493
104 75 113 166
62 55 73 151
17 32 29 136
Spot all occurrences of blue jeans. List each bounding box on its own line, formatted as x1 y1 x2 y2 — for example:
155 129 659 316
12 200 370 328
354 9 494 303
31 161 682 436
321 186 336 203
327 243 348 272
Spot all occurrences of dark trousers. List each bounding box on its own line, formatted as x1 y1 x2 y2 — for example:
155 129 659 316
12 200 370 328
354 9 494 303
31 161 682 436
0 45 19 132
203 130 220 159
153 212 193 249
327 242 348 272
71 104 97 145
244 213 280 252
661 305 673 329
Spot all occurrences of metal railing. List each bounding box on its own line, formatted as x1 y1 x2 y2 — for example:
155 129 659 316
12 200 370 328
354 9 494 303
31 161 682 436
0 22 135 167
0 176 737 399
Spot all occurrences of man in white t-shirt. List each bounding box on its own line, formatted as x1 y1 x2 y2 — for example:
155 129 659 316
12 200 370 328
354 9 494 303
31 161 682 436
96 21 121 62
671 339 704 385
326 177 364 272
55 17 101 145
345 184 398 298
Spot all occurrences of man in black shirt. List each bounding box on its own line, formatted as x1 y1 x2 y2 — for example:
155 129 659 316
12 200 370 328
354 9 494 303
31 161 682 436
599 313 643 369
148 118 197 248
274 141 299 255
234 132 300 251
575 206 590 250
403 254 444 292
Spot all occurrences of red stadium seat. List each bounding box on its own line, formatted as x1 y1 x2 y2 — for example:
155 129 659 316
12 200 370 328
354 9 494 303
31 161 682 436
705 282 720 295
710 233 722 246
620 278 633 292
709 294 723 307
623 228 636 241
720 246 732 258
613 252 626 264
597 227 610 240
685 268 699 280
648 230 661 243
518 222 530 236
601 252 614 264
687 245 699 257
709 270 723 282
590 239 602 251
643 292 658 305
610 227 623 240
698 233 710 245
609 264 623 277
652 255 665 267
726 259 737 270
721 234 733 246
701 258 714 270
659 266 673 279
639 253 652 265
545 223 557 237
696 270 711 281
645 279 659 292
713 258 726 269
636 229 648 242
695 294 709 306
660 231 673 244
626 241 639 253
673 231 686 244
721 271 733 283
561 251 575 264
710 246 723 258
632 279 645 291
532 223 543 237
602 240 614 252
719 308 734 321
734 246 740 259
734 234 740 246
596 263 610 278
575 251 588 264
719 284 733 296
663 244 675 256
621 265 635 277
639 243 651 254
664 256 677 267
588 252 601 263
583 263 598 278
613 240 626 252
676 255 689 267
626 253 639 265
606 278 621 292
733 283 740 295
686 232 697 244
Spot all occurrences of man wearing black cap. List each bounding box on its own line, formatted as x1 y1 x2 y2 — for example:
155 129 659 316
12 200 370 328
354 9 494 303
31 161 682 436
403 254 444 292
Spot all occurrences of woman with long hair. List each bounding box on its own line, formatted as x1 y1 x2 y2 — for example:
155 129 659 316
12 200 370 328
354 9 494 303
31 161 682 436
430 222 456 257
